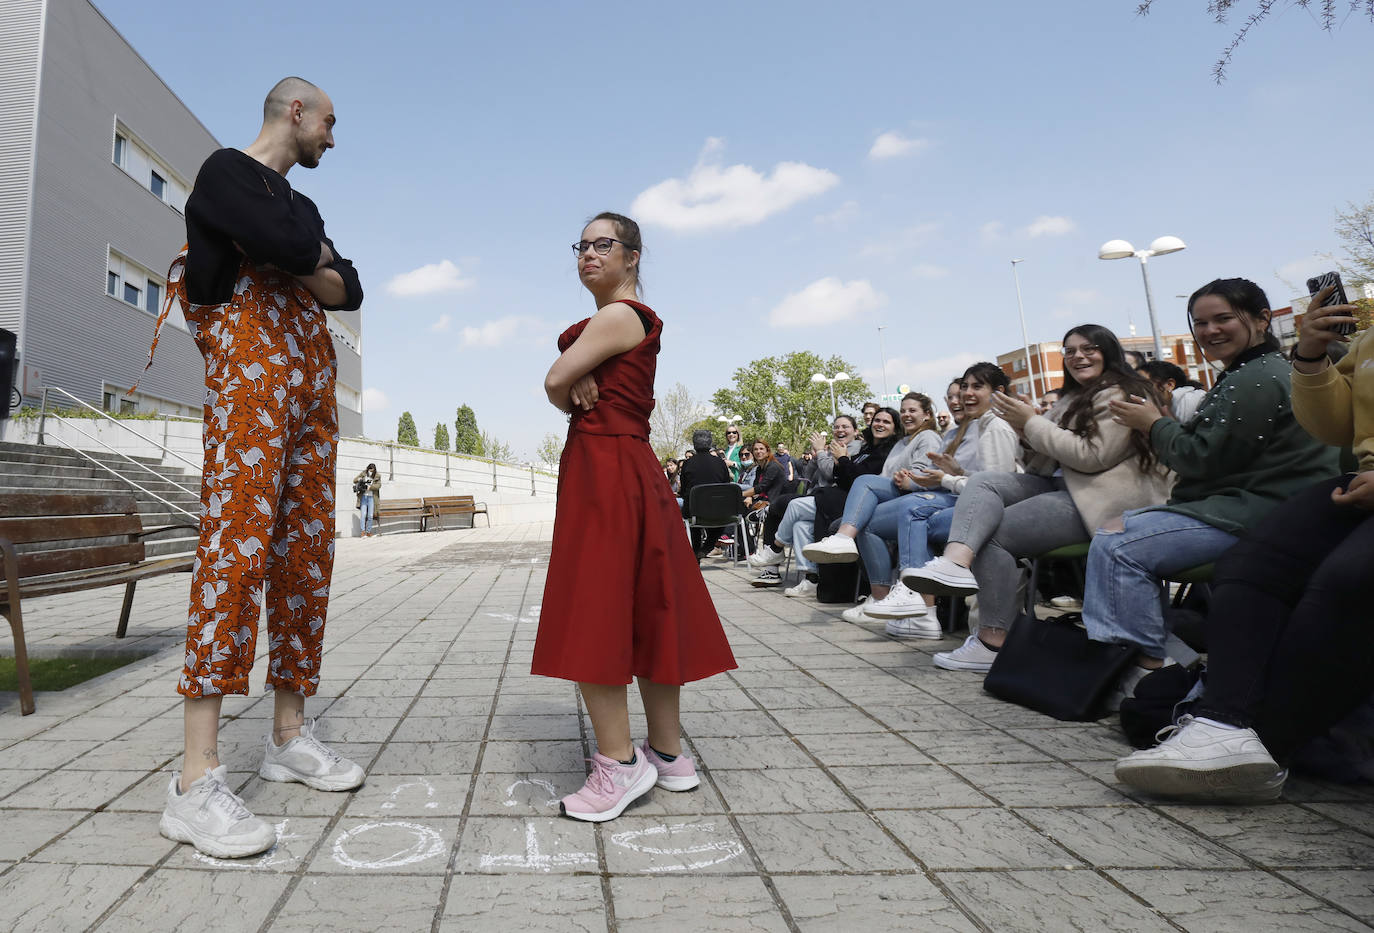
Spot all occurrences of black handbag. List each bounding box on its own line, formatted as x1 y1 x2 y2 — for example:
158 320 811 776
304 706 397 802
983 613 1135 721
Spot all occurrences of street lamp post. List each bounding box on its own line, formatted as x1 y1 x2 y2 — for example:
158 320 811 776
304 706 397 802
876 325 890 401
1010 259 1040 400
810 371 849 420
1099 236 1187 363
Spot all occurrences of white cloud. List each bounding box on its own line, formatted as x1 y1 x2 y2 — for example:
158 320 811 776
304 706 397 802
860 222 941 259
461 315 531 348
632 138 839 232
429 314 451 333
862 353 984 403
912 262 950 279
362 387 390 412
814 200 860 227
386 260 474 297
1025 215 1077 238
979 221 1005 244
869 131 930 160
768 277 885 328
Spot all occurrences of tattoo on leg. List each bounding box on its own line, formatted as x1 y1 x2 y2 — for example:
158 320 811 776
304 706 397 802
202 748 219 761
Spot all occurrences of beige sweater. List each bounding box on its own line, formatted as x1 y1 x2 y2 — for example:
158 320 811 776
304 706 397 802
1021 386 1173 533
1293 328 1374 471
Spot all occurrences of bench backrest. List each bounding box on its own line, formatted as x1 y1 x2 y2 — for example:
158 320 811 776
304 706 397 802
424 496 475 510
0 493 145 580
379 498 428 511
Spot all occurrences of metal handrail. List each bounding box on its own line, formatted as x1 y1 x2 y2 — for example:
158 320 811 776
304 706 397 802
38 385 201 472
35 426 197 519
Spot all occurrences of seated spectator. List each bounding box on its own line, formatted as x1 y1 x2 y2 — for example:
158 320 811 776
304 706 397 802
679 428 733 557
775 443 797 482
751 415 863 596
663 457 682 497
861 401 879 427
808 408 902 558
737 446 756 489
1138 359 1208 425
801 393 945 620
723 426 744 481
1124 349 1147 370
1035 388 1061 414
1115 283 1369 801
739 439 788 511
1081 278 1341 701
903 326 1173 671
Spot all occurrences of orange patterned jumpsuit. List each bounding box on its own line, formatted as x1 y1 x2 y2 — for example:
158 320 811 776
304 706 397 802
149 252 340 698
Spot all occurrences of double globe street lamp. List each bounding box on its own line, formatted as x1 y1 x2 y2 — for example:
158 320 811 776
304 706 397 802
811 371 849 420
1098 236 1187 363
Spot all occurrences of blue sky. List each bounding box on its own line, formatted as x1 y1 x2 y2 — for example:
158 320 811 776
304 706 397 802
97 0 1374 459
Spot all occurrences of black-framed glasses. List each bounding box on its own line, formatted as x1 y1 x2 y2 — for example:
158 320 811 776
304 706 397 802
1062 344 1102 358
571 237 630 257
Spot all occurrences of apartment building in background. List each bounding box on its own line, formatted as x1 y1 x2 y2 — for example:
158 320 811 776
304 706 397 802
0 0 364 435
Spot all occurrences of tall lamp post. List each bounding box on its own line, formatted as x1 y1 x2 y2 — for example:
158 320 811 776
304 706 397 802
1098 236 1187 363
1010 259 1040 400
811 371 849 420
876 325 890 400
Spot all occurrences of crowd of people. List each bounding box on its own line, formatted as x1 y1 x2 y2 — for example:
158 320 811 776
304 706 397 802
675 276 1373 804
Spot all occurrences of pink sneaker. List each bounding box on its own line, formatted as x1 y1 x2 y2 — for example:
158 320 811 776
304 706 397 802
560 751 657 822
642 742 700 791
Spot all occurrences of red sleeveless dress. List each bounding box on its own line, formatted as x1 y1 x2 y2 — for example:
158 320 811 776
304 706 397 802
532 301 737 685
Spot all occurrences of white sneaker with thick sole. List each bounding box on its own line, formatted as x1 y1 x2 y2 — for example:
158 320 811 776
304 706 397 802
841 598 875 623
784 579 817 599
747 547 786 568
159 765 277 859
901 557 979 596
259 719 365 791
1050 595 1083 610
861 582 930 619
932 633 999 672
884 615 943 639
802 534 859 564
1114 715 1283 800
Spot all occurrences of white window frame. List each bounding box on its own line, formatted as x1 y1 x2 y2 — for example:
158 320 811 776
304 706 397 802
106 247 168 317
110 118 189 214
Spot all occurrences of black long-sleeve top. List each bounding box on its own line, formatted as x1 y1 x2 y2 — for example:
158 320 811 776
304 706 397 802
832 439 894 490
678 452 732 517
183 148 363 311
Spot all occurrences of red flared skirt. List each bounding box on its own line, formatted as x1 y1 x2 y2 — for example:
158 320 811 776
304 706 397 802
532 430 737 685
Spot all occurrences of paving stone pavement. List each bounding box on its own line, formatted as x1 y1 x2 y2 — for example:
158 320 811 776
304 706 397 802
2 524 1373 932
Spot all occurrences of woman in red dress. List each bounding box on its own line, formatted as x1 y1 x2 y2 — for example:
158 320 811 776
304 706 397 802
534 212 737 822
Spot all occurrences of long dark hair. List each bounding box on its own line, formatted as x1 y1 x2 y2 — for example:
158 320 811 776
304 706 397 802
861 406 901 457
943 363 1009 455
1057 324 1159 473
1186 277 1279 358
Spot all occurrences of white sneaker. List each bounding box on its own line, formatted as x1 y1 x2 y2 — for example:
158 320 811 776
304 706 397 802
901 557 979 596
747 547 786 568
750 568 782 587
802 534 859 564
884 616 943 639
784 579 817 599
932 633 999 672
1114 715 1283 800
841 598 875 623
861 582 930 619
259 719 365 791
1050 595 1083 610
159 765 277 859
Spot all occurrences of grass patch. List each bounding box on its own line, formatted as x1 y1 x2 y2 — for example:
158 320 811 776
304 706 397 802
0 655 141 692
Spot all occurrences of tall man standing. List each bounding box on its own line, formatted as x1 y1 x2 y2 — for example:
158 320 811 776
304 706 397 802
153 77 365 858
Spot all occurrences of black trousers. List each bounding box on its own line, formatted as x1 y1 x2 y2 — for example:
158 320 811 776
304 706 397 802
761 493 802 548
812 485 847 542
1195 475 1374 761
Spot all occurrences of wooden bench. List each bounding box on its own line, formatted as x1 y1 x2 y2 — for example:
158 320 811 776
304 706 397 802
423 495 490 530
1 493 196 716
374 498 432 534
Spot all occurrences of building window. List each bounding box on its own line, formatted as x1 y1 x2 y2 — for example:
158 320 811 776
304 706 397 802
146 281 161 314
150 171 165 200
107 271 119 296
107 248 164 315
123 282 141 305
119 398 136 415
111 122 188 212
103 392 115 412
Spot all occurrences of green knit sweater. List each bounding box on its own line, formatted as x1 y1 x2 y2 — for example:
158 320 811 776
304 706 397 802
1145 349 1341 533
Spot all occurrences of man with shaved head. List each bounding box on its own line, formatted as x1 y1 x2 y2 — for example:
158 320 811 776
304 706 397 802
147 77 365 858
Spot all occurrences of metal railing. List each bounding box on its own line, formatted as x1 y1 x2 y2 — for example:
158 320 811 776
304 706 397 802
337 437 559 499
33 386 199 519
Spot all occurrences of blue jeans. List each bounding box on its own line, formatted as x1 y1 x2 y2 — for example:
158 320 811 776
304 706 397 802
857 489 958 585
1083 508 1238 657
360 493 376 533
840 474 904 530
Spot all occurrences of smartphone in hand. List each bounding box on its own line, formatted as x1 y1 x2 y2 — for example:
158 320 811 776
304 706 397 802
1307 271 1356 337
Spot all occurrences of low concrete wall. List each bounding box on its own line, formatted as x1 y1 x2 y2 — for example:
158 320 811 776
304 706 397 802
6 415 558 533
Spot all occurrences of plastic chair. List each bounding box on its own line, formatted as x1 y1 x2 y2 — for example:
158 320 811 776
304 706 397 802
685 484 751 565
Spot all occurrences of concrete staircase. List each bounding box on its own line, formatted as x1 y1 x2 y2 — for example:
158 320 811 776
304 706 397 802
0 440 200 558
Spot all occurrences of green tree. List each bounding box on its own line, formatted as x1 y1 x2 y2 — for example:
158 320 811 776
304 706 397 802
480 430 515 462
1136 1 1374 82
709 351 872 454
396 411 419 447
433 422 450 451
453 404 482 455
536 432 565 467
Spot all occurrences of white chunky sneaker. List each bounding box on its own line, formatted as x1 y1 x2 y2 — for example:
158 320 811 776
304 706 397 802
861 582 930 619
900 557 979 596
841 597 877 623
747 547 786 568
259 719 365 791
159 765 276 859
1114 715 1283 801
802 534 859 564
884 615 943 639
932 633 999 672
784 579 817 599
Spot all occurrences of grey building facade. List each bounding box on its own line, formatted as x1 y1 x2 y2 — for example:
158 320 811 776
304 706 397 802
0 0 364 435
